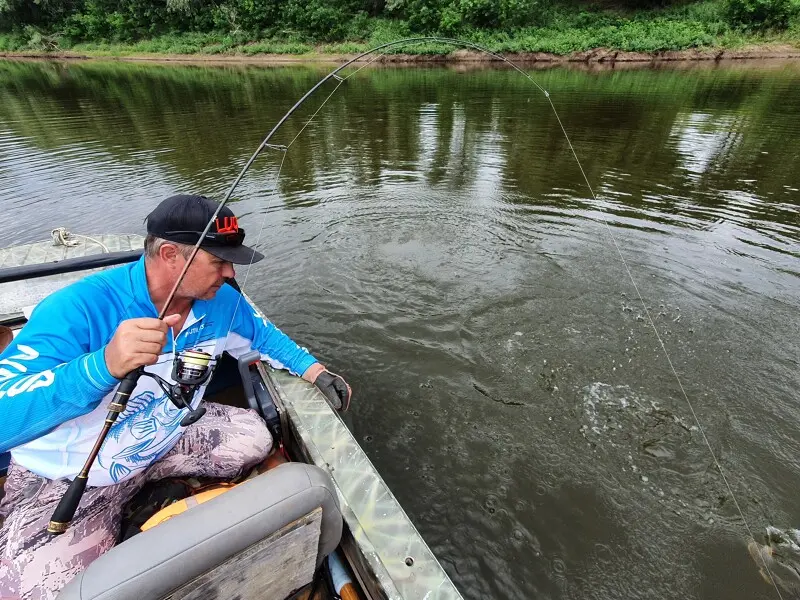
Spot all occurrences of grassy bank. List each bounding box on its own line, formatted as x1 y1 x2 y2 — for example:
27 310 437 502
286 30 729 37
1 2 799 59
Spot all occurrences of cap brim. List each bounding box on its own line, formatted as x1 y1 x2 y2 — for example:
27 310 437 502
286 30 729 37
203 244 265 265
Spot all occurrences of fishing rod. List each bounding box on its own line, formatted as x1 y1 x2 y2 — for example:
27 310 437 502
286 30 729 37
46 36 465 536
42 39 787 599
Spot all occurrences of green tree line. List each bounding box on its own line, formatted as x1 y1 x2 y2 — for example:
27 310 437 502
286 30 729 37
0 0 798 51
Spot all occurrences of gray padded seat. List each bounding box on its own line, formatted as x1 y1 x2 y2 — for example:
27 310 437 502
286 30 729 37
58 462 342 600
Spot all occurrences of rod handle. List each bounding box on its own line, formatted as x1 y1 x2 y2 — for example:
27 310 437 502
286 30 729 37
47 368 143 535
47 475 88 534
112 368 143 407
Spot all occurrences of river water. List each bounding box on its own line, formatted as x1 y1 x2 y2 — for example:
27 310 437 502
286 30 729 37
0 58 798 599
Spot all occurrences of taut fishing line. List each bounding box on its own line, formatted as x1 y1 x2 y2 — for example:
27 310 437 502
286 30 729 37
178 37 784 597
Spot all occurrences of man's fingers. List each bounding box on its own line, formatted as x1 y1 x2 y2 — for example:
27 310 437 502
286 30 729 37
333 379 348 397
133 314 181 333
132 352 161 367
311 369 351 412
133 317 170 331
323 375 351 411
135 341 165 356
330 374 351 398
322 387 343 410
332 376 351 411
162 313 182 327
107 316 177 378
136 329 168 345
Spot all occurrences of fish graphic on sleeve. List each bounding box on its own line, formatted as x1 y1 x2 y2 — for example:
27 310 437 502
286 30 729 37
98 390 187 482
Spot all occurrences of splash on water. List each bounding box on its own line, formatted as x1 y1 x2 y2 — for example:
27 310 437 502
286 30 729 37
581 382 696 437
578 382 744 525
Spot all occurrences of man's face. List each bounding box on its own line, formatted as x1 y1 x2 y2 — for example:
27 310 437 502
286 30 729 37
178 249 236 300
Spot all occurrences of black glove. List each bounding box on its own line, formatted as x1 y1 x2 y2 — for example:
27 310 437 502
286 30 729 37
313 370 352 412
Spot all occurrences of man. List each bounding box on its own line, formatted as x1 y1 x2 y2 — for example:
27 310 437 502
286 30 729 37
0 194 351 599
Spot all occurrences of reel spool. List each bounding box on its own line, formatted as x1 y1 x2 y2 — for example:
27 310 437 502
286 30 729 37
168 349 214 427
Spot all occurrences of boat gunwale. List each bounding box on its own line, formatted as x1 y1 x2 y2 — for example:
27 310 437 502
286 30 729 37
259 355 463 600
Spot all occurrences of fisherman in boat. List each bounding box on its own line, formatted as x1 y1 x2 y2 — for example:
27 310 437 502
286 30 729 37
0 194 351 600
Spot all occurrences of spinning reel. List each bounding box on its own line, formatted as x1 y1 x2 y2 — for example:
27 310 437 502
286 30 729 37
144 349 215 427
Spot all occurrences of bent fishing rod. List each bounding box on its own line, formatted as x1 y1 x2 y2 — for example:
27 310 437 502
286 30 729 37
47 36 481 536
43 40 787 599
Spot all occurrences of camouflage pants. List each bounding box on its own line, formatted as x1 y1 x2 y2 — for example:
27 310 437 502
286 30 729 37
0 403 271 600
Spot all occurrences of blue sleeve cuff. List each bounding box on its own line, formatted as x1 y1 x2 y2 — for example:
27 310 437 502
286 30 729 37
81 346 119 392
295 353 319 378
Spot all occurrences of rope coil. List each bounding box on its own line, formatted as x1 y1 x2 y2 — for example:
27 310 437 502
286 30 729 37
51 227 109 253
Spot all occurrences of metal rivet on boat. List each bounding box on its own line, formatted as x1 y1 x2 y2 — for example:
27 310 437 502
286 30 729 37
405 557 414 567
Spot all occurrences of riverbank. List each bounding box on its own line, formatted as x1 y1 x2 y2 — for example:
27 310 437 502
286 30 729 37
2 43 800 65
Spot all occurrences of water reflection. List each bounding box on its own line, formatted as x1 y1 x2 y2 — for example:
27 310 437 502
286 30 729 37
0 60 797 254
670 111 744 180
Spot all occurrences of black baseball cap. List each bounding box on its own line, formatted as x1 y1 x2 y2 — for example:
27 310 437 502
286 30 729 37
145 194 264 265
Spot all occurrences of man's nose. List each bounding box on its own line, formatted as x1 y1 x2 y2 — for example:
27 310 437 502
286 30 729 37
223 262 235 279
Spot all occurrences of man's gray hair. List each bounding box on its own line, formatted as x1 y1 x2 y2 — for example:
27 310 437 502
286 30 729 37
144 235 194 260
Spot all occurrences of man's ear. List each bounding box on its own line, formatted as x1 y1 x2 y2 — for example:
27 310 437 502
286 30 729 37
158 242 182 266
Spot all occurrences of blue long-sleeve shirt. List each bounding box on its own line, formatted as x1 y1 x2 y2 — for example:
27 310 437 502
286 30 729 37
0 256 317 484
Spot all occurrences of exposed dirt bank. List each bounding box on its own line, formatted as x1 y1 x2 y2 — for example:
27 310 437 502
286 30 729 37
2 44 799 66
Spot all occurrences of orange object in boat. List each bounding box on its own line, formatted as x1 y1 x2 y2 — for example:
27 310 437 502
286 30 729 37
140 483 236 531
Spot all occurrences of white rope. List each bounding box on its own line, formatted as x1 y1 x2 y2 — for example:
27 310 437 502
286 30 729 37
51 227 109 253
51 227 78 247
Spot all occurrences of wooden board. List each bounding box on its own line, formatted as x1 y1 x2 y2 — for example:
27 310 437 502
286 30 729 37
164 507 322 600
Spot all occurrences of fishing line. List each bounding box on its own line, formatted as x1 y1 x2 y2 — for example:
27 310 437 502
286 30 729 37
202 37 782 598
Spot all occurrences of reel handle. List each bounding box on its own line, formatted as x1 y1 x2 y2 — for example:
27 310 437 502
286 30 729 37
47 369 142 535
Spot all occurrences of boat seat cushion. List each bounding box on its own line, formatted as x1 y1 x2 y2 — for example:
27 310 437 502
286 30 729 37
57 462 342 600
